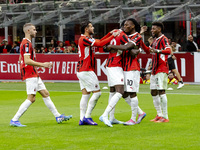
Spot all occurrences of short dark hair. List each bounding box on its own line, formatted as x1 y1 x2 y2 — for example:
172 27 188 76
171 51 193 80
81 21 91 34
152 22 164 32
127 18 141 33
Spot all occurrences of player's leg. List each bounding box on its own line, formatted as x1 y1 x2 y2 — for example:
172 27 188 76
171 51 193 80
78 71 100 125
157 90 169 122
156 73 169 123
150 75 163 122
79 88 90 125
100 67 124 127
10 77 38 127
108 87 116 121
172 69 184 89
83 89 101 125
38 78 72 124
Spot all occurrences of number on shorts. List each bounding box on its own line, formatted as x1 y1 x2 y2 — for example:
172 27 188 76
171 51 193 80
127 79 133 86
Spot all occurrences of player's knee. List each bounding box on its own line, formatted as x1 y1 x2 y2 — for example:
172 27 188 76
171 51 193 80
118 89 124 95
159 90 165 95
122 92 129 98
130 92 137 98
27 95 36 103
42 90 50 97
110 87 115 92
151 90 157 96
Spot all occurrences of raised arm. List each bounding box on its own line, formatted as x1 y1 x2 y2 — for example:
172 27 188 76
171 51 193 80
92 34 114 47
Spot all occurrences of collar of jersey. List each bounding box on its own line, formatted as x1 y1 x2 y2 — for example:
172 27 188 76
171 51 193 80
156 34 164 40
128 32 138 37
23 38 31 43
81 34 93 39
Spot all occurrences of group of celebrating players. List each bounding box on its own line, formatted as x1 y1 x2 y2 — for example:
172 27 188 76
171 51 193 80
10 18 171 127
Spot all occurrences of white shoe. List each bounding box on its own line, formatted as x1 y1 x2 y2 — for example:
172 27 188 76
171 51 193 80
99 115 113 127
177 82 184 89
110 118 124 124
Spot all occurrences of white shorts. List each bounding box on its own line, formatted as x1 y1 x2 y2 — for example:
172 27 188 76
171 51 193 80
77 71 100 92
26 77 46 95
124 70 140 92
106 67 124 87
150 73 168 90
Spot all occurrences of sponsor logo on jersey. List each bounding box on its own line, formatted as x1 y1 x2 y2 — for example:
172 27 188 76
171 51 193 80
26 47 29 52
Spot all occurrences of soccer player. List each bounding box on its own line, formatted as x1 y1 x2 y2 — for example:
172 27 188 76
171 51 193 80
106 18 150 125
10 23 72 127
77 21 120 126
149 22 171 123
99 22 131 127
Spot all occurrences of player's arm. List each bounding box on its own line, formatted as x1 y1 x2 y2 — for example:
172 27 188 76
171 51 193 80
100 29 119 41
150 47 171 54
92 35 114 47
107 41 137 51
24 55 52 68
140 40 150 54
150 38 171 54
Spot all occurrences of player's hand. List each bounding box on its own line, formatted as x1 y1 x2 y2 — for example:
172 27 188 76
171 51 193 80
148 37 154 45
106 45 113 51
150 48 155 53
130 49 140 56
140 26 147 34
110 29 118 34
172 55 176 60
113 30 122 37
43 62 53 68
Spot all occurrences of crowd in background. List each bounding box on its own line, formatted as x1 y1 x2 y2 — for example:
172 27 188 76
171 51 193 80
1 34 200 54
0 38 78 54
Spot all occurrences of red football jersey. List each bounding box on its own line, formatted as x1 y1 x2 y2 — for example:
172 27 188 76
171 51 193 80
77 34 113 72
20 38 39 80
106 30 129 67
122 32 150 71
150 34 171 75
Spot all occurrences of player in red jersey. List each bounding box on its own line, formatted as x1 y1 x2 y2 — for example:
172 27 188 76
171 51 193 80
99 22 131 127
106 18 150 125
10 23 72 127
77 21 120 126
149 22 171 123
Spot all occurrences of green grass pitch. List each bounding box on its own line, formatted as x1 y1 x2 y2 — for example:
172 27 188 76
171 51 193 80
0 82 200 150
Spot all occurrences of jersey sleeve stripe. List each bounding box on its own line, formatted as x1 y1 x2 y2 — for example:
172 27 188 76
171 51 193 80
83 38 92 45
122 35 129 43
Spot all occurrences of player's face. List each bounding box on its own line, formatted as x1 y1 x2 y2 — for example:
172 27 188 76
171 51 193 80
87 23 94 35
124 20 134 34
29 26 37 38
188 35 193 41
168 73 174 79
151 25 160 38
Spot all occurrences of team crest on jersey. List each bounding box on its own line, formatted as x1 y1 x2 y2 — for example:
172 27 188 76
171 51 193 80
95 84 98 88
121 78 123 82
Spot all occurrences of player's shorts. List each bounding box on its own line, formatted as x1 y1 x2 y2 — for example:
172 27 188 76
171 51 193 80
168 57 175 70
124 70 140 92
77 71 100 92
26 77 46 95
106 67 124 87
150 73 168 90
